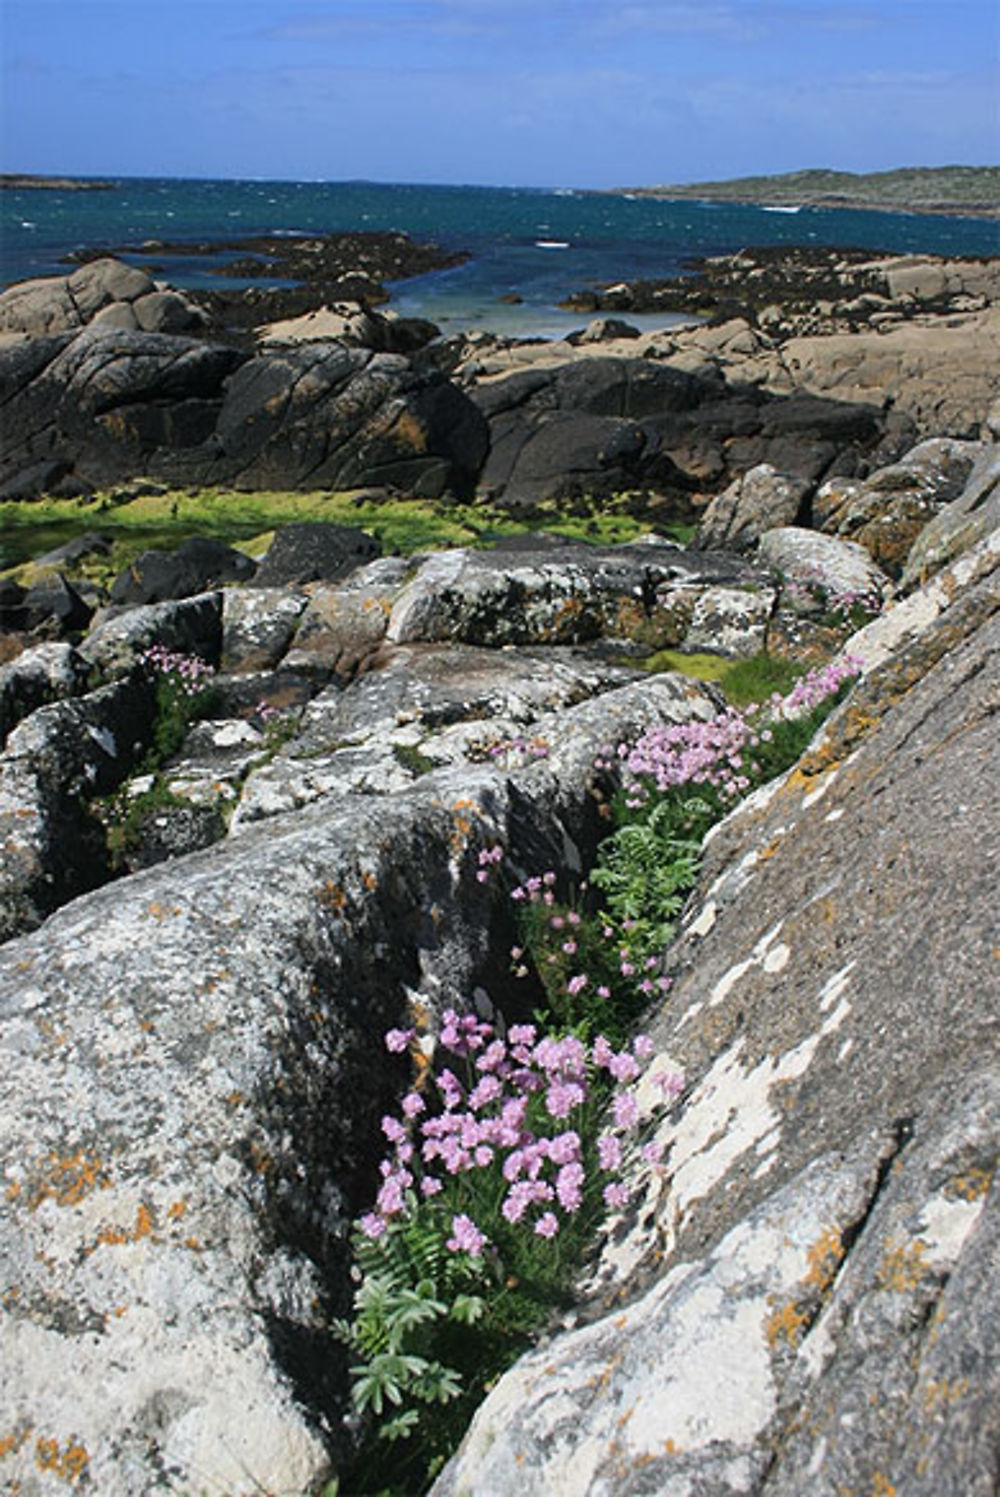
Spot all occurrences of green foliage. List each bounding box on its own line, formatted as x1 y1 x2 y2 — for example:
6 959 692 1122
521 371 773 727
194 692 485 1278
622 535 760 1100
713 652 802 706
333 1207 540 1494
92 776 191 868
0 486 688 574
590 798 703 953
644 648 804 707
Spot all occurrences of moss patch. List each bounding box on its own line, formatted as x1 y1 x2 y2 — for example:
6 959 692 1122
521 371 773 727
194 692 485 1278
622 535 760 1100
0 487 687 578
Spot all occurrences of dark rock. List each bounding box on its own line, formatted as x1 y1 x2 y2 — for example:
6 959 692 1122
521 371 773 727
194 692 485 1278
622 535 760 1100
109 537 257 606
32 531 113 568
251 523 381 589
20 571 93 634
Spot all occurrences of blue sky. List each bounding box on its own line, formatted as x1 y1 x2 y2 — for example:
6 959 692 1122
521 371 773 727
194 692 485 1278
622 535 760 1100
2 0 997 187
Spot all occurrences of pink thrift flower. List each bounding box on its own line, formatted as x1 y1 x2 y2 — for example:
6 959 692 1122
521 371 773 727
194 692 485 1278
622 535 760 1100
567 974 588 996
402 1092 425 1118
597 1132 622 1171
534 1211 560 1238
613 1093 640 1129
360 1212 387 1240
381 1115 407 1144
603 1181 631 1209
384 1027 414 1053
421 1176 443 1197
447 1213 487 1256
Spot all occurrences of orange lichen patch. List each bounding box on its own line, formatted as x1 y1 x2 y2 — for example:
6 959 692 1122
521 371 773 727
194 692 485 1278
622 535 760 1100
317 881 348 912
757 836 784 862
804 1228 845 1294
184 1237 204 1252
922 1377 970 1410
166 1200 187 1222
389 410 428 453
247 1140 275 1177
947 1167 993 1201
663 1438 680 1455
26 1152 111 1211
0 1427 32 1459
34 1437 89 1484
6 1180 21 1202
94 1203 156 1250
877 1238 929 1293
224 1091 245 1109
361 870 378 892
870 1475 896 1496
765 1299 811 1348
146 902 182 920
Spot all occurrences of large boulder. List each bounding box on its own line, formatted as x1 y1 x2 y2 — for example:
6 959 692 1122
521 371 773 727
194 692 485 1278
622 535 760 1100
902 440 1000 587
814 436 985 577
433 529 1000 1497
470 356 887 508
0 259 156 335
692 463 811 552
0 327 489 499
385 540 766 649
758 525 892 605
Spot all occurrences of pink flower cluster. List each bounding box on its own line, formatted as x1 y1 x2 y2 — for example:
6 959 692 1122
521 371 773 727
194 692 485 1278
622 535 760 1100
139 644 214 698
613 659 861 809
360 1010 682 1250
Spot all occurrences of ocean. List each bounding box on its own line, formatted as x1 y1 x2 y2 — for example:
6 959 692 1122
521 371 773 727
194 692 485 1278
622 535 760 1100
2 176 998 339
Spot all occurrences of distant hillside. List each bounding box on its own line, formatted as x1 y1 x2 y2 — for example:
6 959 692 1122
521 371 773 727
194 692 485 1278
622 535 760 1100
617 166 1000 219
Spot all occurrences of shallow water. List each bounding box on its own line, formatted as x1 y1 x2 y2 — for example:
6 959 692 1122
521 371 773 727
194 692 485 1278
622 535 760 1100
4 176 997 338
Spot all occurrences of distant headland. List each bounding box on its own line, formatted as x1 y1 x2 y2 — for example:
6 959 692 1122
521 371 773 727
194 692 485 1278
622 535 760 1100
612 165 1000 219
1 173 115 191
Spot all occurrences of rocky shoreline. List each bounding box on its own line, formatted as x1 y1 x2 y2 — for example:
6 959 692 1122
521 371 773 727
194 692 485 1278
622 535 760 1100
0 240 998 1495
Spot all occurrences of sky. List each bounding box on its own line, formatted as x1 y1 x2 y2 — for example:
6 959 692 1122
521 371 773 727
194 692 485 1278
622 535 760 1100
1 0 998 188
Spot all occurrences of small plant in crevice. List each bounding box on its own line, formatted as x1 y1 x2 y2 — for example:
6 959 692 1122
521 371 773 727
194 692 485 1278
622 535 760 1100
333 655 862 1494
775 566 883 633
334 1008 683 1494
138 644 217 770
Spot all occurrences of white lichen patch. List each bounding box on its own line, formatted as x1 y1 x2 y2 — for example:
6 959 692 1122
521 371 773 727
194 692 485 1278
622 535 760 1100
608 968 857 1284
708 921 786 1006
915 1190 987 1267
686 899 718 937
801 768 839 809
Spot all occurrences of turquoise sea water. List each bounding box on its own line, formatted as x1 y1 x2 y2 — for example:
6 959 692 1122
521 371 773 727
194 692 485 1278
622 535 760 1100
2 177 998 338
